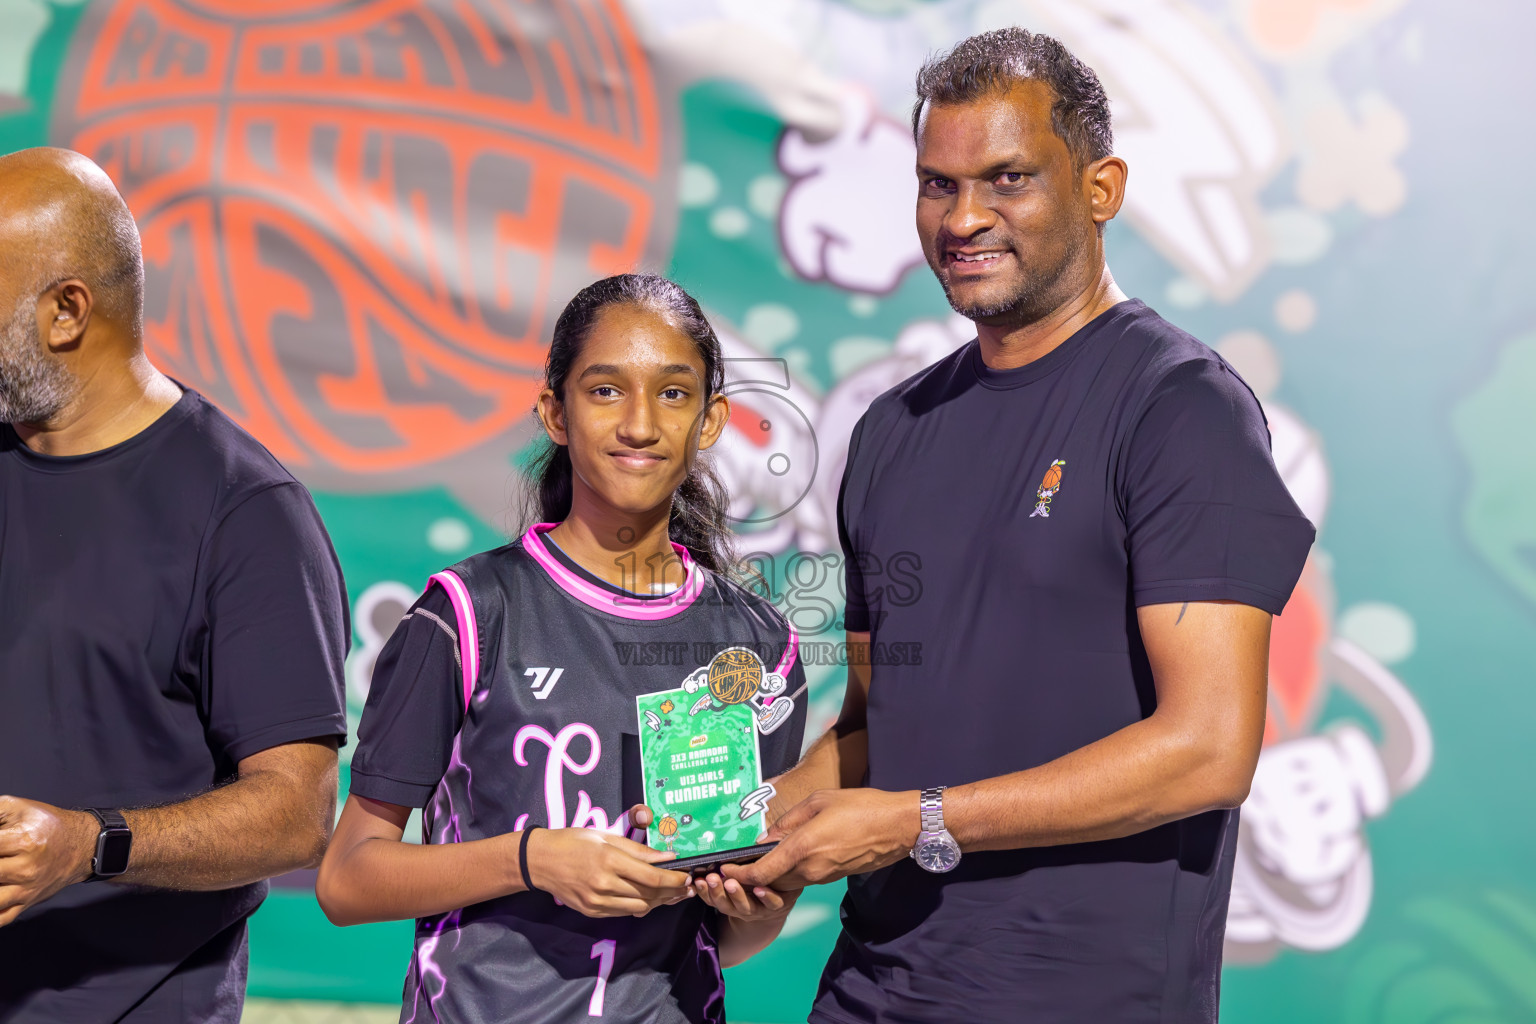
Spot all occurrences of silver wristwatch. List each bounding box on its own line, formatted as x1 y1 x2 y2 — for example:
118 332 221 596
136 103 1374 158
910 786 961 873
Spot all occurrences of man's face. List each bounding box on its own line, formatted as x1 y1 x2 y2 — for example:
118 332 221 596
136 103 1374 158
915 80 1097 326
0 291 77 424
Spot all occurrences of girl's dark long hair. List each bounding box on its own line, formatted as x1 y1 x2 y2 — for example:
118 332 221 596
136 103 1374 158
520 274 737 574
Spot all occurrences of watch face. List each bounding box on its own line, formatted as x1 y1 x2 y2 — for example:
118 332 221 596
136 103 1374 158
915 834 960 873
95 828 132 876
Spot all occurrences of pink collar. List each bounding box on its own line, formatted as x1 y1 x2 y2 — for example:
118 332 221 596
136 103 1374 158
521 523 705 620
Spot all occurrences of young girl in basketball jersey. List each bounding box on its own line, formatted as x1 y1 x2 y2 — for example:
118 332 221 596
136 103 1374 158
317 275 807 1024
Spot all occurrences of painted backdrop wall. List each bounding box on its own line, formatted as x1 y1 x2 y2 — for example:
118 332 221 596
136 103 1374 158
2 1 1532 1021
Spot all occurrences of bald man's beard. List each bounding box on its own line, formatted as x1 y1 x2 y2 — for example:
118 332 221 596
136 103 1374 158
0 299 79 424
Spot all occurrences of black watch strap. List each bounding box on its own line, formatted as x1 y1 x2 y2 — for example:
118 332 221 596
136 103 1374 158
86 807 132 881
87 807 128 831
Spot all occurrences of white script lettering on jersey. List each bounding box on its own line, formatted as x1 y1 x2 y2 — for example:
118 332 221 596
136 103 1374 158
512 723 633 836
524 666 565 700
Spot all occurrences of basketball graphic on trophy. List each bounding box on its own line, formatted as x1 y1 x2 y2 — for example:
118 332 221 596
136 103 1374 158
707 648 761 706
656 814 679 852
683 647 794 735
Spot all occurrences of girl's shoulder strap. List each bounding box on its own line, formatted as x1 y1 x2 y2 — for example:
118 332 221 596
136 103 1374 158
426 569 479 714
425 544 530 715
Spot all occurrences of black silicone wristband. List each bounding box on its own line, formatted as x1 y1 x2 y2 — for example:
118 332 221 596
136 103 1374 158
519 825 541 893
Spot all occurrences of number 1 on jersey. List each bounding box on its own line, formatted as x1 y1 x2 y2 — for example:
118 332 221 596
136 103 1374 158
589 939 616 1016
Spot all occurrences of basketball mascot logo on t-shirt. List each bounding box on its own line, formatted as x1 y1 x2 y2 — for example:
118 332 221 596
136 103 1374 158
1029 459 1067 518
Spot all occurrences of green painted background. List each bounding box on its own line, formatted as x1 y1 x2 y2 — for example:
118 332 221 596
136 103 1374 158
4 1 1534 1020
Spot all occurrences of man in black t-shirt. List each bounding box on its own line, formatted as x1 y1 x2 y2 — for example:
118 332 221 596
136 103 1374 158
0 148 349 1023
728 30 1316 1022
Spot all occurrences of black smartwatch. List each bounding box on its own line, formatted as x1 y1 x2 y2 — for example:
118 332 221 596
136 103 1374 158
85 808 132 880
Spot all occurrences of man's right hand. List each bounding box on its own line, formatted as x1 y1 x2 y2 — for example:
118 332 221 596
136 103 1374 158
0 795 97 927
524 827 692 918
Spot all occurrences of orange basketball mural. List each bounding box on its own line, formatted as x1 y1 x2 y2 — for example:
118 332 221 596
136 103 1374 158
51 0 676 517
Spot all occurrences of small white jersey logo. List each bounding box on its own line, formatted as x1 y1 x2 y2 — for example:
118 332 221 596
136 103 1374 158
524 667 565 700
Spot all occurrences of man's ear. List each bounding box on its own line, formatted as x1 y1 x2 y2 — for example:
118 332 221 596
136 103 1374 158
1085 155 1128 226
535 388 569 447
42 280 92 352
696 393 731 452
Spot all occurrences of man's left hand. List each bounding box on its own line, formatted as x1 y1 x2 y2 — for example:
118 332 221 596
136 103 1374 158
0 796 97 927
723 788 921 890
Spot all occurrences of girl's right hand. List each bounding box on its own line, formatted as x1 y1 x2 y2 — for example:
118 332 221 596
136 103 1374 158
524 828 693 918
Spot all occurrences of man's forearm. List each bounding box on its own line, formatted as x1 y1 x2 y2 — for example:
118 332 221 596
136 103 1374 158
732 711 1256 892
1 743 338 921
767 725 867 824
115 754 338 889
945 601 1268 851
945 711 1256 852
727 605 1268 892
767 632 873 825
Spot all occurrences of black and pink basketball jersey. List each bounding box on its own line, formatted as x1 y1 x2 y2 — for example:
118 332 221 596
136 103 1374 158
400 524 806 1024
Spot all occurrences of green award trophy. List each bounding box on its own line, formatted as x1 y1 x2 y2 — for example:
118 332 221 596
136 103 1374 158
635 646 794 871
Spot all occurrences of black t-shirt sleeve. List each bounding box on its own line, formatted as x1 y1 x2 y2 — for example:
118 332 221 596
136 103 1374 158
203 483 349 765
1122 359 1316 614
838 414 872 633
349 586 465 809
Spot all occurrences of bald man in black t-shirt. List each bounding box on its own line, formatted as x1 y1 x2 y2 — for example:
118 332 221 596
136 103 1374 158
728 30 1315 1023
0 148 348 1023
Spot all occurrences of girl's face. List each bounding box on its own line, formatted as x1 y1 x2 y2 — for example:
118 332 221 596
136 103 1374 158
537 304 729 521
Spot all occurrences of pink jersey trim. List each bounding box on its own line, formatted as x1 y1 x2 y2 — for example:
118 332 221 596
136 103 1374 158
427 570 479 712
522 523 704 621
775 622 800 679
